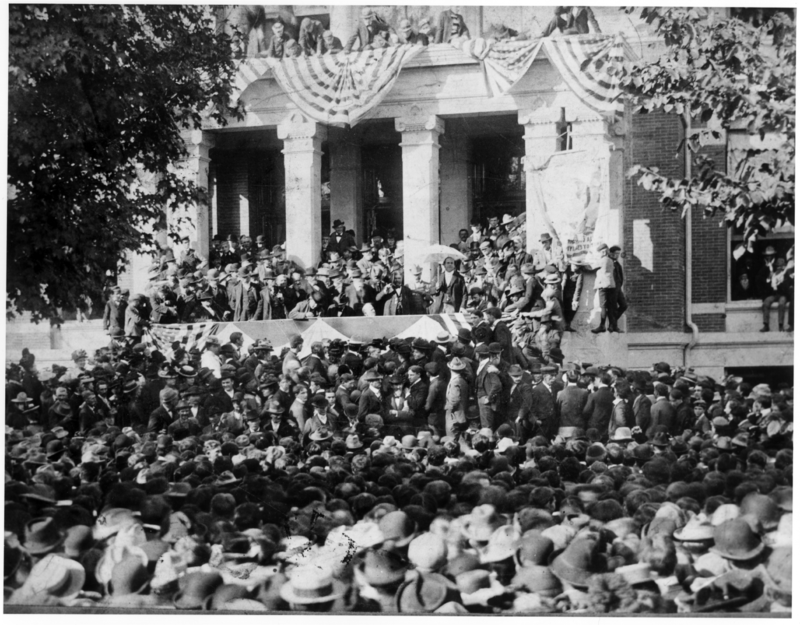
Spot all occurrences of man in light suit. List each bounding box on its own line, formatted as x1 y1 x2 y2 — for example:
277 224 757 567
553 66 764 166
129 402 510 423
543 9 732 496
591 243 619 333
444 358 470 436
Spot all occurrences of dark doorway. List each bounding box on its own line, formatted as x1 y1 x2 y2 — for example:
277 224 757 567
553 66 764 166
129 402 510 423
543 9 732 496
471 134 526 225
362 144 403 241
725 366 794 388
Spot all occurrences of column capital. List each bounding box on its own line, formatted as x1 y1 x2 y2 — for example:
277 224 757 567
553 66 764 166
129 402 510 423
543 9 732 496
277 112 328 142
181 130 215 162
518 106 562 127
394 111 445 136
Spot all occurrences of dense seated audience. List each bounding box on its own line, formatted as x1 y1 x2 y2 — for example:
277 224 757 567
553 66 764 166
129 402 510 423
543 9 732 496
4 324 793 612
118 213 627 362
256 5 600 59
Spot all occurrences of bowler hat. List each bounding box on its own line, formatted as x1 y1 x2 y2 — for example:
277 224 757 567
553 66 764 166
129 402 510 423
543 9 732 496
710 518 765 561
358 548 409 587
24 517 66 555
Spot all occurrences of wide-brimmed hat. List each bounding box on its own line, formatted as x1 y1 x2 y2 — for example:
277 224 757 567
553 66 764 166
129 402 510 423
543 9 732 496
309 427 333 442
480 525 521 564
24 517 67 555
408 533 448 573
673 516 715 543
447 357 466 371
461 504 504 542
345 434 364 451
456 569 507 606
107 555 151 596
549 535 607 588
378 511 417 547
174 571 224 609
710 519 765 561
511 564 562 597
21 553 85 598
610 427 633 443
396 572 461 613
739 492 782 531
687 570 765 613
357 548 409 587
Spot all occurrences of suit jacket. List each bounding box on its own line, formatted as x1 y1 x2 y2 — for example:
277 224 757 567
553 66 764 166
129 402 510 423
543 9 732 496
326 232 356 256
648 398 677 439
377 285 414 316
425 377 447 417
358 388 385 421
147 406 173 434
405 379 430 423
556 385 590 430
594 256 616 290
509 381 534 424
232 282 259 321
531 382 558 438
434 9 469 43
435 272 466 312
609 399 635 439
633 394 652 434
491 321 514 364
584 386 615 436
475 362 502 408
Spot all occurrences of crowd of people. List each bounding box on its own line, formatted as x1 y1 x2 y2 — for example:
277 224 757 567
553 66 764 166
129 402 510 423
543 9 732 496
257 6 601 59
4 310 793 612
110 213 626 367
731 245 795 333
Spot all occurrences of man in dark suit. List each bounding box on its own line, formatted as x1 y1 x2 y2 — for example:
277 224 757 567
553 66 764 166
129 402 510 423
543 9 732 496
358 370 386 421
474 344 502 430
531 364 559 439
609 380 635 440
483 307 513 364
434 257 466 313
583 371 615 439
404 365 429 430
508 365 534 441
632 379 652 436
434 7 470 43
556 368 590 434
648 383 677 439
231 268 259 321
326 220 357 257
424 362 447 436
344 7 391 52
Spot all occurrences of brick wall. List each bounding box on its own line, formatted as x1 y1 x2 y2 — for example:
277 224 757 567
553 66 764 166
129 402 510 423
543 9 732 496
623 111 688 331
692 313 726 332
690 144 729 304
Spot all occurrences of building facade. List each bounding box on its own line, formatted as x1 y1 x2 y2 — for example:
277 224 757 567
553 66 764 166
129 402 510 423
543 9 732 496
122 5 794 382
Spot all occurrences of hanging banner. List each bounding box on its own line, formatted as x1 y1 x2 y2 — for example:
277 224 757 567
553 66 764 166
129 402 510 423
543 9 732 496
529 149 609 264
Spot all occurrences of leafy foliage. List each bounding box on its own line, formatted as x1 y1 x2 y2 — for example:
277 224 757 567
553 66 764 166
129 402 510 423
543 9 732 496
619 8 795 245
8 5 244 321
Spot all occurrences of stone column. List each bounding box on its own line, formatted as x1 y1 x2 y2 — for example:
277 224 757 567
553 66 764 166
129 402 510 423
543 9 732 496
176 130 215 260
329 134 363 243
519 107 561 255
395 112 445 283
278 112 327 269
440 131 472 249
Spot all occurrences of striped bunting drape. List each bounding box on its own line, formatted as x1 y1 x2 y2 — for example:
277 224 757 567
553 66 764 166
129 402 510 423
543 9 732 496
542 34 627 118
255 45 424 127
143 322 218 360
456 34 628 117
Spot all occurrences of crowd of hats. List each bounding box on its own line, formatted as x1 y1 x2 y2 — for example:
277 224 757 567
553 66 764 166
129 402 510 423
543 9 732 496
3 338 794 613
